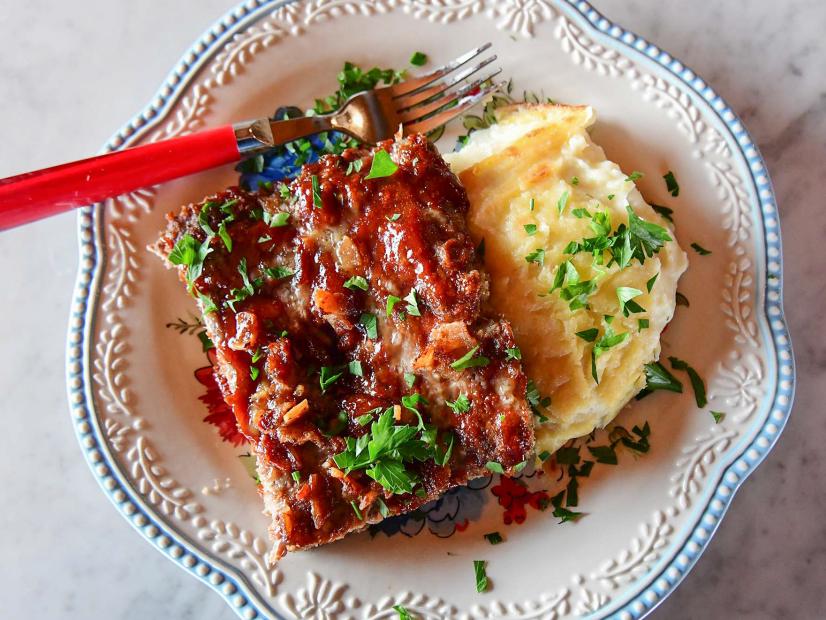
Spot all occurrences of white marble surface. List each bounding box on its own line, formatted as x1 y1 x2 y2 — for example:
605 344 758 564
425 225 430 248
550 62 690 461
0 1 822 618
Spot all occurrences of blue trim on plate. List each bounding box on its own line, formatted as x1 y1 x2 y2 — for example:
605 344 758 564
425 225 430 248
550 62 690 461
65 1 795 619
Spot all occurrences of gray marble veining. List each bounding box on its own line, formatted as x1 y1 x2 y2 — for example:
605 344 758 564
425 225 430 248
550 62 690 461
0 1 823 618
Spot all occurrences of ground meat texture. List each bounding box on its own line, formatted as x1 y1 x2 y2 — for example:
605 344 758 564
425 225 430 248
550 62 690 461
152 134 535 558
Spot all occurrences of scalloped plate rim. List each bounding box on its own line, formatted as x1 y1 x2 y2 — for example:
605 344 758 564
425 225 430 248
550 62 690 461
65 1 796 619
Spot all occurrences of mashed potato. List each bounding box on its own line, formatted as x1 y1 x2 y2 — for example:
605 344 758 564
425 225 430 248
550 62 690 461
444 104 688 454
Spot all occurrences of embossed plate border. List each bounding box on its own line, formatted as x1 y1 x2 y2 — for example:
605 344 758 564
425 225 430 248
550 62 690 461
66 1 795 619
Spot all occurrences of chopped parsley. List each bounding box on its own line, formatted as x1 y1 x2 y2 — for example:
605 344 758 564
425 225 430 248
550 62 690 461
386 213 401 222
376 497 390 518
669 356 707 407
263 210 290 227
404 372 416 388
446 393 471 414
409 51 428 66
625 170 644 182
450 346 490 370
168 233 213 290
217 221 232 252
651 204 674 222
613 422 651 454
359 312 378 339
559 278 596 311
505 347 522 360
344 275 369 291
590 211 611 236
551 260 578 292
249 366 260 381
348 360 363 377
549 491 584 523
393 605 413 620
333 409 434 495
433 433 454 466
317 62 405 116
350 501 363 520
571 176 580 185
711 410 726 424
529 197 536 211
291 471 301 483
524 223 537 236
538 450 551 462
572 207 591 219
616 286 646 316
526 379 551 420
525 248 545 265
345 159 364 175
401 392 428 415
319 366 344 392
198 202 217 236
557 190 569 214
474 560 489 593
227 258 261 310
485 461 504 474
638 318 649 331
637 361 683 399
663 170 680 197
556 447 580 464
403 289 422 316
691 242 712 256
198 293 217 314
365 149 398 179
484 532 504 545
386 295 402 316
547 260 598 310
264 265 295 280
576 328 599 342
588 445 618 464
355 413 373 426
626 206 672 261
311 174 322 208
646 273 659 293
590 323 630 383
278 183 291 200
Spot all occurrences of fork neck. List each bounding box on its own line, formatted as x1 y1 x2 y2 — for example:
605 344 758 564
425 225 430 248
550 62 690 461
233 115 336 157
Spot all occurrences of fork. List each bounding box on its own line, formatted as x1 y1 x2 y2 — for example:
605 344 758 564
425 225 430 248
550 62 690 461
0 44 501 230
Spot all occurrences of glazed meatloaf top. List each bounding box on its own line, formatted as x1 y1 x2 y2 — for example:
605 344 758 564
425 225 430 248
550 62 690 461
153 133 534 558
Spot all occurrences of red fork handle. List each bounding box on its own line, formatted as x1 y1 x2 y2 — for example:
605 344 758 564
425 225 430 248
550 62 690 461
0 125 241 230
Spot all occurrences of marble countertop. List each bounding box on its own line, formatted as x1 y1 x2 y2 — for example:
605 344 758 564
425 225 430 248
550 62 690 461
0 1 822 617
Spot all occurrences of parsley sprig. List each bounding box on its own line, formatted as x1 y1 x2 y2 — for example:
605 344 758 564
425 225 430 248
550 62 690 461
450 346 490 370
544 422 652 522
563 206 672 269
332 407 454 495
168 233 213 292
226 258 262 310
589 321 630 384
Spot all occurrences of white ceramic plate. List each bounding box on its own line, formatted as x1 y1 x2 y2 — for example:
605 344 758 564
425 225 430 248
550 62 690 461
67 1 795 618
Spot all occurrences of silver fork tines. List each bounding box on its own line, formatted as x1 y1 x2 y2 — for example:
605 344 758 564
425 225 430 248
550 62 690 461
394 55 498 112
398 69 503 124
239 43 500 152
404 81 506 135
388 43 493 98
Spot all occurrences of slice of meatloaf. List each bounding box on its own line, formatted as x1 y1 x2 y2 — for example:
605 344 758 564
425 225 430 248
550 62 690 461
153 134 534 559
